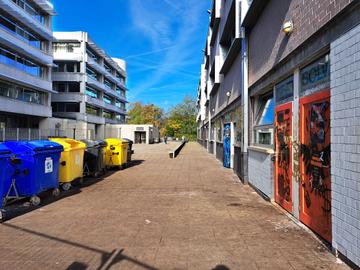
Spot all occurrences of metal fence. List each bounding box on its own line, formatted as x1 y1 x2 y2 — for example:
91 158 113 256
0 128 95 142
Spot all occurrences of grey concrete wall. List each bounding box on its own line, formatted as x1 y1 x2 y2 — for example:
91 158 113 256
330 22 360 267
248 148 274 199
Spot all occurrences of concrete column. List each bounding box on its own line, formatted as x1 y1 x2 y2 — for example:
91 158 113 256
292 68 300 219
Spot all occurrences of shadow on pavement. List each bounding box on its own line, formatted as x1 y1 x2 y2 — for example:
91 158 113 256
212 265 230 270
1 159 144 222
2 223 159 270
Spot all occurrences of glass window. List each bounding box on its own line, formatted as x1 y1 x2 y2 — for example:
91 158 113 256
86 87 98 98
104 62 113 74
86 67 98 80
68 82 80 92
253 94 274 147
275 76 293 104
103 110 112 119
86 105 99 116
103 94 112 104
104 79 113 90
256 95 274 126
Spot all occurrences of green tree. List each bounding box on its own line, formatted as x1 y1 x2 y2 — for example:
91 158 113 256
164 96 197 141
127 102 164 127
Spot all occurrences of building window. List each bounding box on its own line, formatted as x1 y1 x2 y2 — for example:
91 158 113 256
116 86 125 97
104 62 113 74
11 0 46 25
53 82 80 93
86 47 99 62
85 86 99 98
0 80 45 105
115 99 125 110
0 45 44 77
53 61 80 73
300 54 330 95
0 13 42 50
103 110 113 119
86 67 98 81
52 102 80 113
104 78 113 90
253 94 274 146
115 71 125 84
103 94 112 104
68 82 80 92
86 105 99 116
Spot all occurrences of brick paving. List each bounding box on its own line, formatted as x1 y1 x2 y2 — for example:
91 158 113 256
0 142 350 270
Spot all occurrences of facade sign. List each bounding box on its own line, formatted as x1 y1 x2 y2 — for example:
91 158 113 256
300 54 330 94
275 76 294 104
136 127 144 131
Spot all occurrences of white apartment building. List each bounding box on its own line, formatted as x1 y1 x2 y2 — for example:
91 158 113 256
0 0 55 128
46 31 127 139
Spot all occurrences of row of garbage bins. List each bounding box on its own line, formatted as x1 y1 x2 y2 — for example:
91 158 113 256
0 138 133 220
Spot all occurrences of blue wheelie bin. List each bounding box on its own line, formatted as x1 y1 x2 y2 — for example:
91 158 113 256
3 140 64 206
0 143 11 220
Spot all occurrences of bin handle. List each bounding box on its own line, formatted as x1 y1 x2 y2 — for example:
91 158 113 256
61 161 66 166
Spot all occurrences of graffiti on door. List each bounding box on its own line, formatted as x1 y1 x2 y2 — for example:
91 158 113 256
300 90 331 242
223 124 231 168
275 103 292 213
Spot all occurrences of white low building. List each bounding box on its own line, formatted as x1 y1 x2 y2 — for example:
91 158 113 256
111 124 160 144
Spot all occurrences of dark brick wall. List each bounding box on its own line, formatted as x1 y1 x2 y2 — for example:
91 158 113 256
248 0 353 86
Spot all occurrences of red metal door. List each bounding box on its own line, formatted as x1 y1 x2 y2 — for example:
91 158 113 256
274 102 293 213
299 89 331 242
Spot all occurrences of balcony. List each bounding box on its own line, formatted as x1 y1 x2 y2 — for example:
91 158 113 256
32 0 55 15
209 0 221 46
52 92 83 103
87 56 106 75
105 118 122 125
103 102 125 114
0 62 52 92
0 0 53 40
0 27 52 65
85 95 105 108
54 51 83 62
86 114 105 125
0 95 51 117
53 72 83 82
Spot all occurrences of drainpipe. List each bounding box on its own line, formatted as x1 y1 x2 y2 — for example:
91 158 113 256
241 26 249 183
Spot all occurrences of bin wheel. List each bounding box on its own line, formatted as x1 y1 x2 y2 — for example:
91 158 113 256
30 196 41 206
62 183 71 191
52 188 60 197
79 178 84 185
117 166 122 170
0 210 4 222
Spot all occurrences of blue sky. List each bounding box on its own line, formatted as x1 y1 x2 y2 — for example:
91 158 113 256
52 0 209 111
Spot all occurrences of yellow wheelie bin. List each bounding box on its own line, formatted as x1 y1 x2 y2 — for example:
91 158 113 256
48 138 86 190
104 138 129 169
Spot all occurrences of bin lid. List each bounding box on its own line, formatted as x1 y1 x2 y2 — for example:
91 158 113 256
96 140 108 147
0 143 11 156
81 139 100 148
26 140 64 152
49 138 86 151
105 138 128 146
4 140 64 153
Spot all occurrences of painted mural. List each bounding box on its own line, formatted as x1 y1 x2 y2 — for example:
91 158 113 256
223 123 231 168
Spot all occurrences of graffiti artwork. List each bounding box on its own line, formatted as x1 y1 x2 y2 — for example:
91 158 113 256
223 123 231 168
300 89 331 242
274 103 293 213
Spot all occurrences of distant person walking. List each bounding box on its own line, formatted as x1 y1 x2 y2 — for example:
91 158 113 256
181 135 185 142
164 135 168 144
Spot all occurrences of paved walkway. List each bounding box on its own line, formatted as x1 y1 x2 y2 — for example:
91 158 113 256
0 142 349 270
